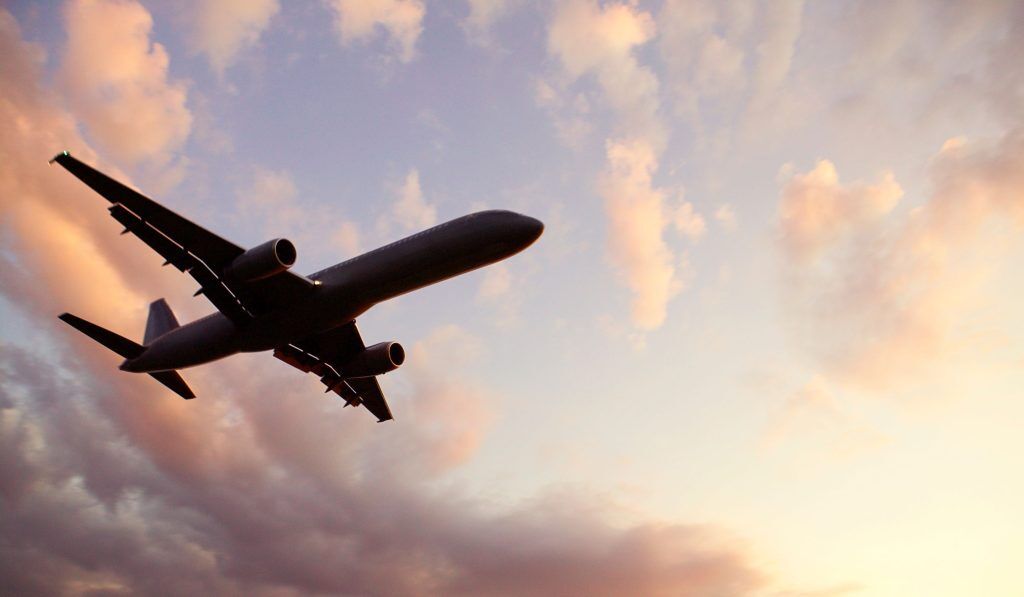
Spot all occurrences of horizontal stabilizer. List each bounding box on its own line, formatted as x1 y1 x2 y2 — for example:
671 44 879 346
58 313 143 359
148 370 195 399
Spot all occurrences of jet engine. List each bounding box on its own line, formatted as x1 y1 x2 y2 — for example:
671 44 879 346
226 238 296 281
341 342 405 378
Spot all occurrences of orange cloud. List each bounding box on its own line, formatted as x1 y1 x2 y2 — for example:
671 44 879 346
61 0 192 165
778 129 1024 390
779 159 902 261
600 139 680 330
548 2 697 332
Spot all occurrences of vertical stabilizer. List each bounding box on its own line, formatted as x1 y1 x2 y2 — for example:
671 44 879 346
144 298 180 345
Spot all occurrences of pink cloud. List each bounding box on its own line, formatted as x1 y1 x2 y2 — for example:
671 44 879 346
548 1 701 333
778 129 1024 390
599 139 680 330
779 160 902 262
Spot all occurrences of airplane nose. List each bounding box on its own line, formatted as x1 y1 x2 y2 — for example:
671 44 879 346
519 215 544 244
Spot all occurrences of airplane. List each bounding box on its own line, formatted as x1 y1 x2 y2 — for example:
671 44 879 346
50 152 543 422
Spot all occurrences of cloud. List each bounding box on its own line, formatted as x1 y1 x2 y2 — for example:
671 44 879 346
0 9 775 594
715 204 738 230
657 0 805 148
477 263 512 300
331 220 362 256
382 168 437 233
476 264 523 327
462 0 517 45
1 333 768 595
779 160 902 261
674 201 706 241
60 0 192 165
658 0 750 116
532 76 594 150
0 9 190 328
777 129 1024 390
188 0 280 74
548 1 691 332
599 139 680 330
327 0 425 63
746 1 804 109
548 0 662 145
0 338 767 594
235 167 301 231
234 167 362 262
760 376 889 460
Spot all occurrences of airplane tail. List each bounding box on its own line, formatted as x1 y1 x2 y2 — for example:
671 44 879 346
144 298 180 345
58 311 195 399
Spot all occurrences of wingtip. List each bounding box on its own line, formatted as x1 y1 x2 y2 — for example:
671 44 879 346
48 150 70 165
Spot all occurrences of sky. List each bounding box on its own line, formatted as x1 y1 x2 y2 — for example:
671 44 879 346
1 0 1023 595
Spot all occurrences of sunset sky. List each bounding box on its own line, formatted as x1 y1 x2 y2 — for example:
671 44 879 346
2 1 1023 595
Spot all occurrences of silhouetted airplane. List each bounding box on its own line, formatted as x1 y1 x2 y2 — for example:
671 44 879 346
51 152 543 422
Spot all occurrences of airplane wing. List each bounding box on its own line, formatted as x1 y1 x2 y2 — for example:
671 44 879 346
273 321 394 422
51 152 315 321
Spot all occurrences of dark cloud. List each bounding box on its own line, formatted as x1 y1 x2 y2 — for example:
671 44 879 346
0 340 765 596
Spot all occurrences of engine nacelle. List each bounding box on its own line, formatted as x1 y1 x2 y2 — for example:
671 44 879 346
341 342 405 378
226 238 296 282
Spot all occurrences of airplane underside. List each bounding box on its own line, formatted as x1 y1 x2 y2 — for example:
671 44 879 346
51 151 543 422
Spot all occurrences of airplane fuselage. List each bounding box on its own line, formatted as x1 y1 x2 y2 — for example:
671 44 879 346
121 210 542 373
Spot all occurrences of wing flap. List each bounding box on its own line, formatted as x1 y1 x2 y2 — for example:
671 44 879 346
52 152 316 319
107 202 251 321
273 323 395 422
53 152 242 265
344 376 393 422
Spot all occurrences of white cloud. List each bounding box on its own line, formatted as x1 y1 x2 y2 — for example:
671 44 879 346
326 0 425 63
